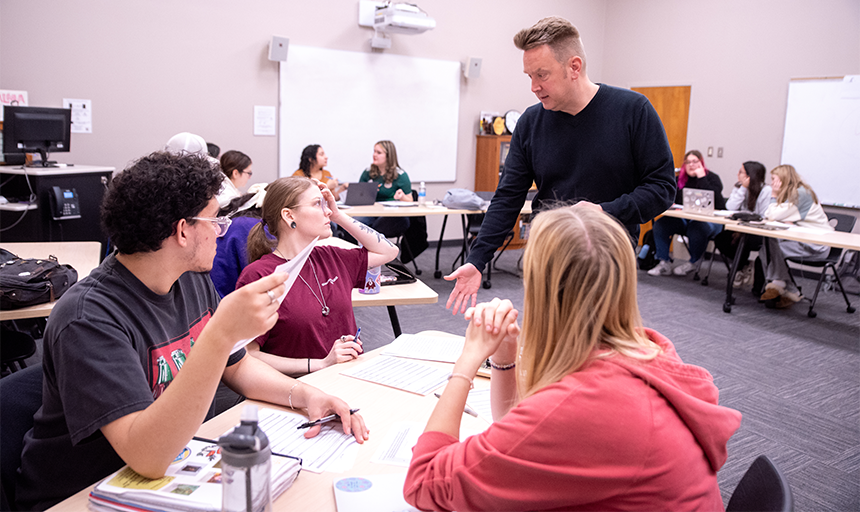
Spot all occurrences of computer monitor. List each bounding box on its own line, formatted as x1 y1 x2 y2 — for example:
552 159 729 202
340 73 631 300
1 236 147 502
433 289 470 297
2 105 72 167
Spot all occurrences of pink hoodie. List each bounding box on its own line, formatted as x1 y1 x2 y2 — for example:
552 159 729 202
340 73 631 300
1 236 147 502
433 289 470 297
405 329 742 511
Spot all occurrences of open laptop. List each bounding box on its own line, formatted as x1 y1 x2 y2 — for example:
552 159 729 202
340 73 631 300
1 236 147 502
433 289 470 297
682 188 715 215
343 182 378 206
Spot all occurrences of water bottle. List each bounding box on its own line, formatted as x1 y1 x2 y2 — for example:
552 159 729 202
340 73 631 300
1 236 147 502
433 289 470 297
219 405 272 512
418 182 426 205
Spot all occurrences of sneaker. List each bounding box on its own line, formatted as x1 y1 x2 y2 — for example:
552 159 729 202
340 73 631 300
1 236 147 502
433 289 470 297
647 260 673 276
760 288 781 301
733 266 753 288
775 295 799 309
782 289 803 303
672 261 696 276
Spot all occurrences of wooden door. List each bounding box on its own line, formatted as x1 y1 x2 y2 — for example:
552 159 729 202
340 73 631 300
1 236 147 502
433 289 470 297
632 86 691 168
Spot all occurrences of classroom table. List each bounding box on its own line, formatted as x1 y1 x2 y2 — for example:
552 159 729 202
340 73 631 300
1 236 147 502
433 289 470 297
47 330 486 512
659 208 860 313
339 201 533 279
320 237 438 337
0 241 102 321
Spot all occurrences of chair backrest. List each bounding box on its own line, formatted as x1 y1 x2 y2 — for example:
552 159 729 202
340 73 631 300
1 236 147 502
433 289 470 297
0 364 43 510
726 455 793 512
827 212 857 234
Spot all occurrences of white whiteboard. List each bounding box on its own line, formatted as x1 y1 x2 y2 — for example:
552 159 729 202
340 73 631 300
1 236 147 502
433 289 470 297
279 45 460 184
781 77 860 207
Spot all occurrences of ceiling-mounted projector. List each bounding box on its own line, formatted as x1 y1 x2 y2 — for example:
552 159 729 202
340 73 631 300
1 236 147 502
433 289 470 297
373 3 436 34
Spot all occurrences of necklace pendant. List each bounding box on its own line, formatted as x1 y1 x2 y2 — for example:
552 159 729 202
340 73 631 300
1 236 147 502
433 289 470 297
321 306 330 317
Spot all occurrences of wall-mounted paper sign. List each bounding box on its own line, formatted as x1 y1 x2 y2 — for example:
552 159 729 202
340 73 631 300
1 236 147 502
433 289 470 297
254 105 276 136
0 89 29 122
64 98 93 133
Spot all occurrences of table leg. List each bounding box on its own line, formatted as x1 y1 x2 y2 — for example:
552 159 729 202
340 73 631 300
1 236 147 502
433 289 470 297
387 305 402 337
434 215 449 279
723 234 747 313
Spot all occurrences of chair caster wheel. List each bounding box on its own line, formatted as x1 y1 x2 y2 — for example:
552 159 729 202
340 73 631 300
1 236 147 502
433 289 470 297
723 303 732 313
482 281 492 290
693 274 700 281
434 271 442 279
848 306 856 313
415 269 422 276
701 278 709 286
808 310 817 318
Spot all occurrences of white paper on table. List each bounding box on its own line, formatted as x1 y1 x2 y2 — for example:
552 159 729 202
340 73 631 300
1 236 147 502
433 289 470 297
340 356 451 395
333 473 419 512
466 388 494 423
713 210 738 218
370 421 424 467
222 408 359 474
382 333 465 363
231 237 319 353
786 225 838 235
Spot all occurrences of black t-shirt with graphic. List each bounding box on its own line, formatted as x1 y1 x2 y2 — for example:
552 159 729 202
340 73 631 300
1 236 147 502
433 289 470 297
16 253 244 510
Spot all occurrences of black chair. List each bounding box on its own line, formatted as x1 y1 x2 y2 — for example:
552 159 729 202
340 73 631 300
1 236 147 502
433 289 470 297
0 325 36 374
0 364 43 511
783 212 856 318
726 455 793 512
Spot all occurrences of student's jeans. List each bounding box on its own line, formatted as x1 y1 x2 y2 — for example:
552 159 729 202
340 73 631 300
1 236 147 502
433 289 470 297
652 216 723 263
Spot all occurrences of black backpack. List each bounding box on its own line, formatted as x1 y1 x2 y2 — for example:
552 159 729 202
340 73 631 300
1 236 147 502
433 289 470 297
637 229 658 271
0 250 78 309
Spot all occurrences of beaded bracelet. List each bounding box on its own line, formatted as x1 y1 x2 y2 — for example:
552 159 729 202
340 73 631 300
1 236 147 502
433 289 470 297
448 373 474 389
488 357 516 371
288 382 300 409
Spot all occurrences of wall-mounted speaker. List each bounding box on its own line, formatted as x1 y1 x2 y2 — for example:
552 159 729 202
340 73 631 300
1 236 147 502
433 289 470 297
464 57 482 79
268 36 290 62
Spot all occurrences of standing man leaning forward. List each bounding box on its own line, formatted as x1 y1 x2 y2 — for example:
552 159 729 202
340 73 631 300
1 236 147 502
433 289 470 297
16 152 369 510
447 16 676 314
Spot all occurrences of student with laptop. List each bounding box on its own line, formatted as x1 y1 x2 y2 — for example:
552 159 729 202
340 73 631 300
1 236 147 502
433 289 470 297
236 176 399 376
648 150 726 276
354 140 414 237
404 207 741 511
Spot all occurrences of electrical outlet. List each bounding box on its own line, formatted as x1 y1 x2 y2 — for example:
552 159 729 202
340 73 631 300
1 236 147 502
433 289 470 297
717 147 724 158
707 147 714 157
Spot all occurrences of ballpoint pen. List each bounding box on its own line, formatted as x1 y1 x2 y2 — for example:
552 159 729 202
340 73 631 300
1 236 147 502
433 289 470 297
355 327 361 342
434 392 478 418
296 408 360 429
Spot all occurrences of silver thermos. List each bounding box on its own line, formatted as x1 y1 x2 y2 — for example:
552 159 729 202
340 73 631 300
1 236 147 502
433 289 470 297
218 405 273 512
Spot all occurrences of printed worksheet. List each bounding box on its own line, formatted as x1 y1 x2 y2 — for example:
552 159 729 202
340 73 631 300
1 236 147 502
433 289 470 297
340 356 450 395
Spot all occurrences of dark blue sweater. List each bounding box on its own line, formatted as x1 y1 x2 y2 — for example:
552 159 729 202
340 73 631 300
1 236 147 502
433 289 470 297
467 84 676 271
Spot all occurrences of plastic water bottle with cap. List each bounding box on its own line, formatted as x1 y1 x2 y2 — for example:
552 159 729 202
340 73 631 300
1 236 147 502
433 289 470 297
418 181 426 205
218 405 272 512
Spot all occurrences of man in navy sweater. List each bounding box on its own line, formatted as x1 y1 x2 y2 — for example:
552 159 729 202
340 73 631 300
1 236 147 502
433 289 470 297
446 16 676 314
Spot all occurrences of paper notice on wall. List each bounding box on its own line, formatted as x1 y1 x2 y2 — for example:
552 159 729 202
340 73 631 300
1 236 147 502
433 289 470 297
254 105 276 136
0 90 28 121
64 98 93 133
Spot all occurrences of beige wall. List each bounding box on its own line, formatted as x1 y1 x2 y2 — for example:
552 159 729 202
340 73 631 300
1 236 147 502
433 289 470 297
602 0 860 188
0 0 607 241
2 1 859 240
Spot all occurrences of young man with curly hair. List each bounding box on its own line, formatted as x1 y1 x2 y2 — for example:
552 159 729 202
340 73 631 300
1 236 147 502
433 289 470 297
15 152 369 510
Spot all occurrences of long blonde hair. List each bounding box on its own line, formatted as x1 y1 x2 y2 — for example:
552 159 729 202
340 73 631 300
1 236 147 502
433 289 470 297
247 177 314 262
517 207 660 399
771 164 819 205
368 140 401 184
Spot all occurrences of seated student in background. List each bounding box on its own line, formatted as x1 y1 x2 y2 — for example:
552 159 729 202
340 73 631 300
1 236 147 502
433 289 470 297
293 144 349 201
713 161 772 289
759 164 832 309
235 177 399 376
16 153 368 510
210 186 266 297
215 150 254 208
355 140 412 237
404 207 741 511
648 149 726 277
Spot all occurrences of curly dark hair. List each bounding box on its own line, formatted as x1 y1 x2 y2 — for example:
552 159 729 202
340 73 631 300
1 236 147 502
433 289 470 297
101 151 224 254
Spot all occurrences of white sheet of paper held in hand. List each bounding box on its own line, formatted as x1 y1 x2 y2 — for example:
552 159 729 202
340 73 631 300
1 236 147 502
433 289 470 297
230 237 319 353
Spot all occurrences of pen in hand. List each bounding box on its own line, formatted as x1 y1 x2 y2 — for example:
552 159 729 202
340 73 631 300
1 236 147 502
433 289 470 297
296 408 360 429
434 392 478 418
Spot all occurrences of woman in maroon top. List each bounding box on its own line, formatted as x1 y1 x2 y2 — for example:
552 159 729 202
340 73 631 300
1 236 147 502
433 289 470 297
236 177 398 376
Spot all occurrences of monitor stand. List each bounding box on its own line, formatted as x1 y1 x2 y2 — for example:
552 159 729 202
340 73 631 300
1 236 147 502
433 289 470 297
26 149 58 167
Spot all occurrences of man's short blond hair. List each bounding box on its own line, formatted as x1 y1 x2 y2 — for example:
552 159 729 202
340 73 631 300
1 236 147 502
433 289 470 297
513 16 585 65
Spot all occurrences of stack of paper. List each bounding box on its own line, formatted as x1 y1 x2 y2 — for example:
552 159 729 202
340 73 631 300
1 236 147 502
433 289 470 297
88 438 301 512
382 333 465 363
